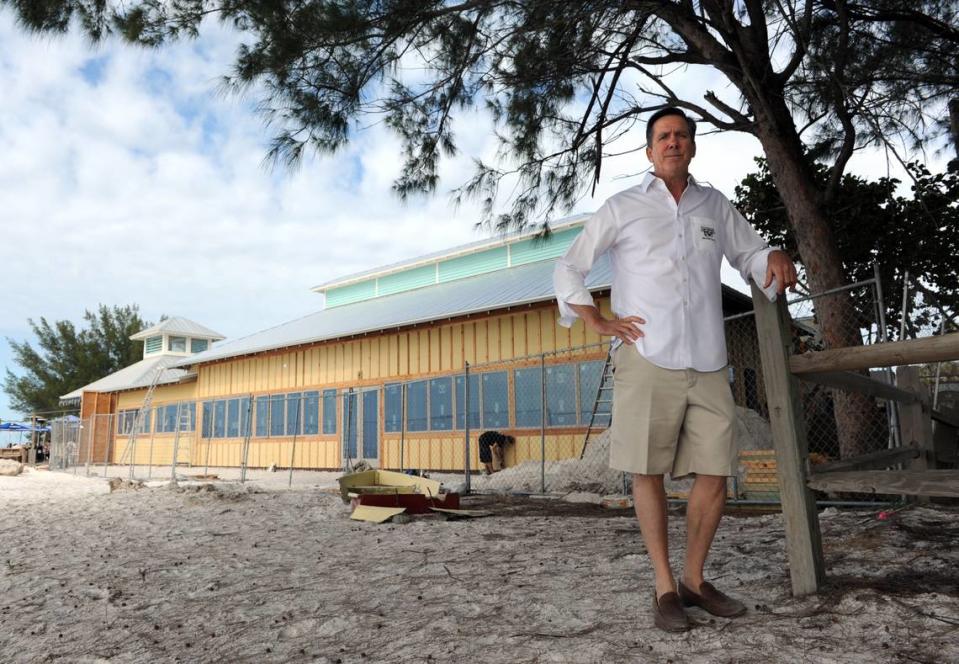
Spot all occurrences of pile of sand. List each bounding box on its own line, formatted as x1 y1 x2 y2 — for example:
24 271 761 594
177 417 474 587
0 459 23 476
470 407 773 495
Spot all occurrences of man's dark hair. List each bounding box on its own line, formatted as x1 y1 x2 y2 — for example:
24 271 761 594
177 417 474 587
645 107 697 146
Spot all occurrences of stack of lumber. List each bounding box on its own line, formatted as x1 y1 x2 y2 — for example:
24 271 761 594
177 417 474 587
739 449 779 499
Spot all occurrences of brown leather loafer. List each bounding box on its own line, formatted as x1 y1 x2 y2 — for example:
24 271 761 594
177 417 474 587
678 581 747 618
653 592 689 632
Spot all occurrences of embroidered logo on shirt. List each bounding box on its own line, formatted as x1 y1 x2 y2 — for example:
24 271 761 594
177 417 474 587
700 225 716 241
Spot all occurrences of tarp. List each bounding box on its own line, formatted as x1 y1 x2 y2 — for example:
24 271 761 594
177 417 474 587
0 422 49 432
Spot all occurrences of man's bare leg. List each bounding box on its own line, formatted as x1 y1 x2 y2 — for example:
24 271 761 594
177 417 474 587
682 473 727 589
632 473 675 598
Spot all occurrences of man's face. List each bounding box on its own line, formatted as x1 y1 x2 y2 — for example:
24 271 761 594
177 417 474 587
645 114 696 181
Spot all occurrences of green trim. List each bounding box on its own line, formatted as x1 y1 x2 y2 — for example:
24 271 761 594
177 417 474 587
377 264 436 296
326 280 377 308
510 227 581 267
323 224 584 308
438 246 508 283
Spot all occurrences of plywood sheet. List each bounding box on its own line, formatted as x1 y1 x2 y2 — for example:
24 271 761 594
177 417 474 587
350 505 406 523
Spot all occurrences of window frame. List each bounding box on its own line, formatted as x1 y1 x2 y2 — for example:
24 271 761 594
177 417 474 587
405 380 428 432
481 371 509 429
429 377 453 431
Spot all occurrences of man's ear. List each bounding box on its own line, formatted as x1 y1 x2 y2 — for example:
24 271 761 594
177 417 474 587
645 145 653 162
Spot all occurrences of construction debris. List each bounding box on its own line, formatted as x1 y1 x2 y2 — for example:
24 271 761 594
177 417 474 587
107 478 145 492
600 495 633 509
340 468 467 523
428 508 494 520
338 469 442 504
350 505 406 523
0 446 26 462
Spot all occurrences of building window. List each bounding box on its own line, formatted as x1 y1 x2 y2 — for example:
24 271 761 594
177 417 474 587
117 409 150 435
286 392 304 435
154 402 195 433
304 391 320 435
429 377 453 431
322 389 337 434
169 336 187 353
270 395 285 437
226 399 240 438
144 336 162 354
155 404 176 433
255 397 270 437
454 374 480 430
213 400 226 438
202 401 213 438
513 368 542 428
546 365 577 426
239 397 251 437
578 361 607 423
481 372 509 429
385 384 403 433
196 398 249 439
190 338 209 353
184 402 196 432
406 381 428 432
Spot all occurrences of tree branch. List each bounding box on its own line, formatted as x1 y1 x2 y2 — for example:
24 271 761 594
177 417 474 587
776 0 815 83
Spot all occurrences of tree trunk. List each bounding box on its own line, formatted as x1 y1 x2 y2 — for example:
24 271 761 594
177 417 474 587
748 98 884 459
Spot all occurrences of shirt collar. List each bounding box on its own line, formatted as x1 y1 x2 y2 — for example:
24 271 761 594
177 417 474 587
640 172 699 192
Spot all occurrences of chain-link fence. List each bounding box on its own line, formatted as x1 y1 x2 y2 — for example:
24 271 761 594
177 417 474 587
45 273 948 503
724 278 909 503
47 415 81 470
461 342 621 495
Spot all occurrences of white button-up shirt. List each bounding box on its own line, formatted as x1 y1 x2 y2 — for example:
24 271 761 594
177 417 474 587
553 173 777 372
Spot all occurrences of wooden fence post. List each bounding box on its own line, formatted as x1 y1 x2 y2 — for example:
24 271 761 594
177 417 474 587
896 367 936 474
750 284 825 596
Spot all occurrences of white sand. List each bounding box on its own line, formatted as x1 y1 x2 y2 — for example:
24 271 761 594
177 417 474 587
0 468 956 663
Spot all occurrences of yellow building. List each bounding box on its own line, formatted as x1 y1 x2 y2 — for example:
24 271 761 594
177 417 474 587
63 216 761 473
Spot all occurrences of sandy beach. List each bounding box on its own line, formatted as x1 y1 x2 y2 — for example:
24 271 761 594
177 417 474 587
1 466 957 664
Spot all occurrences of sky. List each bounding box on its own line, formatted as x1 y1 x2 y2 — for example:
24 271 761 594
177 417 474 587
0 8 940 424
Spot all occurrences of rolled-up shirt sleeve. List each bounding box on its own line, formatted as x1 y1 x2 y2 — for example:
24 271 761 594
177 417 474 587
553 203 620 327
721 201 779 302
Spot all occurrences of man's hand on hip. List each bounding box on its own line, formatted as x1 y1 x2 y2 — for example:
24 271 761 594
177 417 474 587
764 250 798 294
595 315 646 344
567 303 645 343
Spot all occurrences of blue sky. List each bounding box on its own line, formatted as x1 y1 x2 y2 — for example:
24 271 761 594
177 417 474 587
0 9 941 425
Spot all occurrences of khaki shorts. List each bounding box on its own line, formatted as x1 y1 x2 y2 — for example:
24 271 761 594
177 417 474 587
610 345 736 479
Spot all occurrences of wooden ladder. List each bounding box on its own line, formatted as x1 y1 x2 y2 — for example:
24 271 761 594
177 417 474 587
118 366 165 473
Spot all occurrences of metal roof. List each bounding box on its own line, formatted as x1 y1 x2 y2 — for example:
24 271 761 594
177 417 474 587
130 316 225 341
311 214 590 292
60 355 195 401
179 254 613 367
177 255 751 368
176 254 752 367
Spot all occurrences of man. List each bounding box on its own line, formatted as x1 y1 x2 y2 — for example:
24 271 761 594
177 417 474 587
553 107 796 632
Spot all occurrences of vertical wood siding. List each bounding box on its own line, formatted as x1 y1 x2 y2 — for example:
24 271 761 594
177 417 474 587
98 298 614 471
